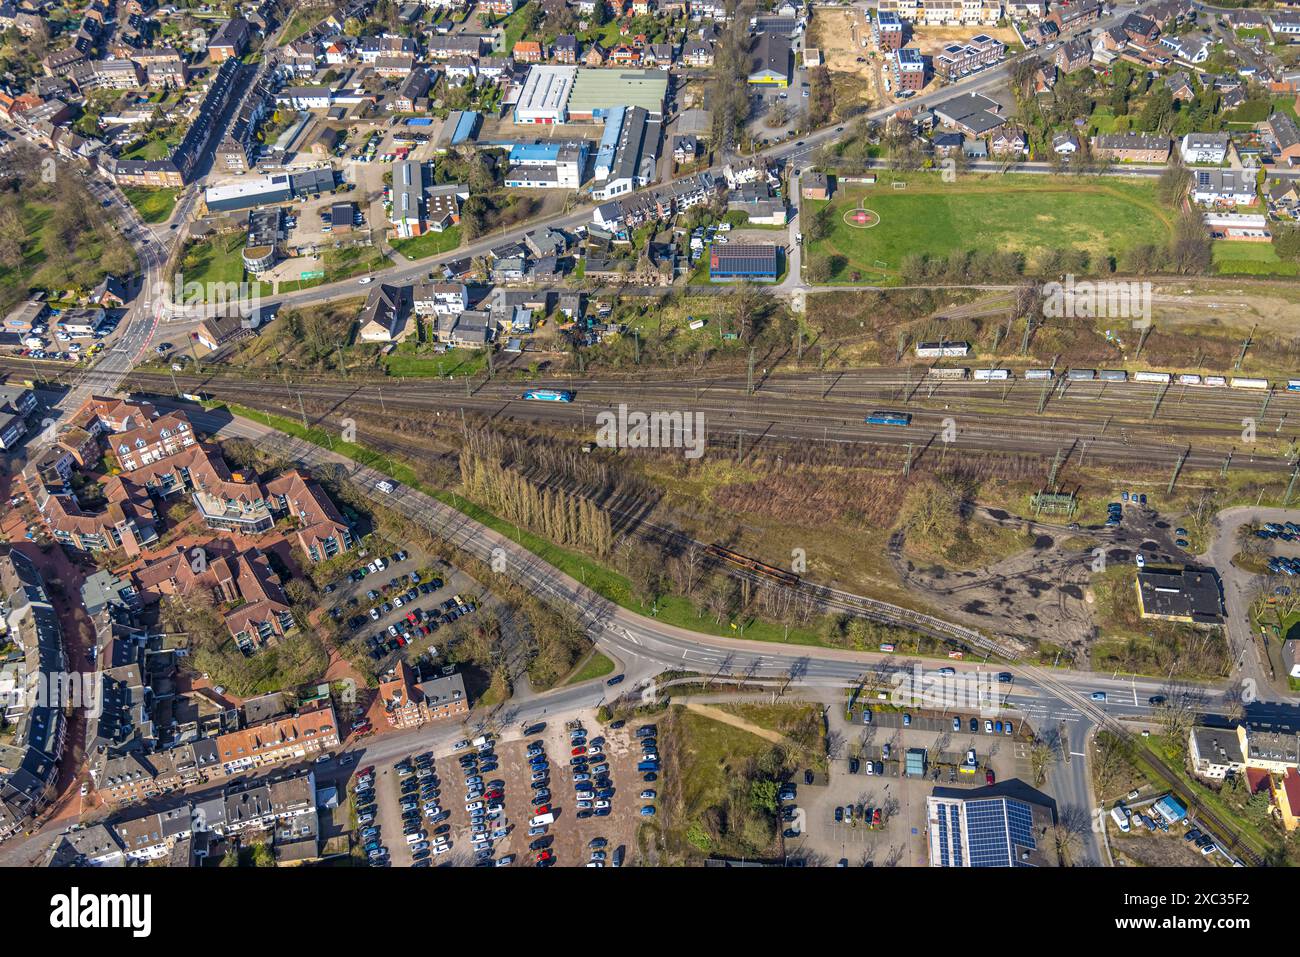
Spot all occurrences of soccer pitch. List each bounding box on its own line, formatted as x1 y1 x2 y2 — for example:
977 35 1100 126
804 171 1175 283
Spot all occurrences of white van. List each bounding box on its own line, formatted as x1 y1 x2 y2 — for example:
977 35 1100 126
529 812 555 827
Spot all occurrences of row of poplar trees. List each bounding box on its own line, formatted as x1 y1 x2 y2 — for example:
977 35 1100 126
459 453 613 558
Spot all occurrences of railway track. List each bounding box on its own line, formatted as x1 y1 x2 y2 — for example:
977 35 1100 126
110 368 1298 477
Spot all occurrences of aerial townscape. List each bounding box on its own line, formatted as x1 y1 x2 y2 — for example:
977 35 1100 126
2 0 1300 914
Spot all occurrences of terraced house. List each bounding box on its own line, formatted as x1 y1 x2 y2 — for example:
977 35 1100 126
213 705 339 774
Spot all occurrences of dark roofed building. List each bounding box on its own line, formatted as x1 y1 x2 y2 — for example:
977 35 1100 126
709 243 780 280
747 33 791 86
1135 566 1225 624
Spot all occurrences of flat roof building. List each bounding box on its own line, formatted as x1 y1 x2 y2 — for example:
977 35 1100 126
927 788 1056 867
568 68 668 120
513 65 577 124
1135 566 1225 624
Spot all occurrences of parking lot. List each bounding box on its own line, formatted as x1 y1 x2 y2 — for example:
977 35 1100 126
344 710 660 867
325 545 483 678
783 704 1031 866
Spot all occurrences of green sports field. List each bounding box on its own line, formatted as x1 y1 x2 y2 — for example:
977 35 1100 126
804 171 1176 283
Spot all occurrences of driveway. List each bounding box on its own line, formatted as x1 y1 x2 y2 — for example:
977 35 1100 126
1205 506 1300 698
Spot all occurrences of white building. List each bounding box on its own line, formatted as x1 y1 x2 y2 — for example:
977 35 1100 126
1181 132 1230 165
512 65 577 124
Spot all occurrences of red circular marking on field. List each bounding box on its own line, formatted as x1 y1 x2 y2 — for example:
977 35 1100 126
842 207 880 229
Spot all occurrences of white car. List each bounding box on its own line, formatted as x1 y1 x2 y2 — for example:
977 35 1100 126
465 801 484 812
434 843 451 855
359 276 373 284
375 480 395 494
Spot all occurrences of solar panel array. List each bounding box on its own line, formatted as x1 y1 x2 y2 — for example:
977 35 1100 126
710 245 779 276
963 798 1036 867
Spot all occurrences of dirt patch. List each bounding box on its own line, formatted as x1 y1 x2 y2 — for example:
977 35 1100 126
1109 827 1220 867
809 6 882 111
908 25 1020 56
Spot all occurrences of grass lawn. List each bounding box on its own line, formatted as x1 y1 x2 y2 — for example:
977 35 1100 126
322 244 391 281
277 7 319 42
178 232 249 291
122 187 178 224
121 136 178 161
382 343 487 378
804 171 1174 284
563 650 615 685
389 225 462 260
1274 96 1300 124
499 1 537 52
1212 241 1299 277
668 707 787 858
1086 106 1129 135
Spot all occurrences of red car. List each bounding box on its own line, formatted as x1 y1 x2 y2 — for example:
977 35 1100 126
406 612 417 623
985 769 995 785
571 746 587 756
535 850 553 863
484 789 503 801
533 805 550 816
419 624 432 635
358 766 374 777
396 635 407 647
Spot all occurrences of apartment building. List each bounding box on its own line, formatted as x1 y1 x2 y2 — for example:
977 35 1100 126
378 662 470 728
934 34 1005 80
873 10 906 51
214 706 339 774
878 0 1002 27
1092 131 1171 163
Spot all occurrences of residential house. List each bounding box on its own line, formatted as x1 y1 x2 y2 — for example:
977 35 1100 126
991 127 1027 156
1192 168 1257 207
1267 111 1300 164
1092 131 1170 163
1054 36 1092 74
357 283 412 342
207 17 251 62
1181 131 1230 165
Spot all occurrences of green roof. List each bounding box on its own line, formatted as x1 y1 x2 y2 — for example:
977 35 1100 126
567 68 667 116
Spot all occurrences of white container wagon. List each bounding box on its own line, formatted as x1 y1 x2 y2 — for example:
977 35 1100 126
1230 377 1269 391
